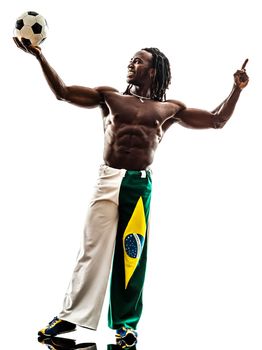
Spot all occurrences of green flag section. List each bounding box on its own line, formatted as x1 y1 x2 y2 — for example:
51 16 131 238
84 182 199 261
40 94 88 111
108 170 152 330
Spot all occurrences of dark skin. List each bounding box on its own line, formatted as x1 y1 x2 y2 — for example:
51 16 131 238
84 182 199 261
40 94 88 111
13 38 249 170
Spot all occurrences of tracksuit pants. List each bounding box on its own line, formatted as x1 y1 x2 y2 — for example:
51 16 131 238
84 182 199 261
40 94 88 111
59 164 152 330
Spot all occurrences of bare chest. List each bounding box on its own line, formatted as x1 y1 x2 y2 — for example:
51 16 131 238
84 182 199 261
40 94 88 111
103 93 177 129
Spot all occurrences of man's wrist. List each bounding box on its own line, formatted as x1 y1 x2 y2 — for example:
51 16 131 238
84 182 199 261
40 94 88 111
36 51 43 61
233 83 243 92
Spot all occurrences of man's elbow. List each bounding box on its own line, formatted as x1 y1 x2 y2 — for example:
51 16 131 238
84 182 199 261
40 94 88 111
212 114 228 129
56 94 66 101
53 86 69 102
213 121 227 129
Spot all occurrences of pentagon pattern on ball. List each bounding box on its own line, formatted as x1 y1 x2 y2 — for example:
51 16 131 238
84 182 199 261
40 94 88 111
15 11 48 46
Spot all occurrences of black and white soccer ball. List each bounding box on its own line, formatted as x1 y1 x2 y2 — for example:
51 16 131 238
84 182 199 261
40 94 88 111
14 11 48 46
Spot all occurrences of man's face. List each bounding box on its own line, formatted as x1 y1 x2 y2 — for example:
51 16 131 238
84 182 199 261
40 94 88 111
127 50 154 85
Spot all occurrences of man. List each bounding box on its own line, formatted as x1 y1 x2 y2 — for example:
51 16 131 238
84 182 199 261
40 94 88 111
13 38 248 347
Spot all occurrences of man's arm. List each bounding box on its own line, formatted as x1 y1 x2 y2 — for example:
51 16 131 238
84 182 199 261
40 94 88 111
175 59 249 129
13 38 116 108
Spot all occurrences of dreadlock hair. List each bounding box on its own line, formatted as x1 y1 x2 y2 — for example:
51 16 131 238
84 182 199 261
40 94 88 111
124 47 172 102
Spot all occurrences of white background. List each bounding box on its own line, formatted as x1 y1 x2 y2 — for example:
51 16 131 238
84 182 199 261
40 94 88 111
0 0 261 349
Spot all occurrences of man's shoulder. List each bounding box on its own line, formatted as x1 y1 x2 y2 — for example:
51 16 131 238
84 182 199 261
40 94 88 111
96 86 119 94
166 99 186 110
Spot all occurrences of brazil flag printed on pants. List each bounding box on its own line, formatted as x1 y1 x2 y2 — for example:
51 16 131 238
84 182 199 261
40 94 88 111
108 170 152 330
123 196 147 289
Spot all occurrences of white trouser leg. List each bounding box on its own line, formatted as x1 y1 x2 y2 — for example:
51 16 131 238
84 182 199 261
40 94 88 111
59 166 124 329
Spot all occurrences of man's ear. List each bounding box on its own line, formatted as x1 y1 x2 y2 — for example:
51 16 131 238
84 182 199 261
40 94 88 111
149 68 156 79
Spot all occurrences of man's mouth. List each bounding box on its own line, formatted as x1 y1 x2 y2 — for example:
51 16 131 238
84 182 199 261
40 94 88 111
127 69 135 77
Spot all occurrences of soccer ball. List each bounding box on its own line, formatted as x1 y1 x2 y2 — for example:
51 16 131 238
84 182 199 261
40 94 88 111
14 11 48 46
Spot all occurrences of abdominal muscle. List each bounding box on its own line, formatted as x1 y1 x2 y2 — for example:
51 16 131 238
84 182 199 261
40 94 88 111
103 124 160 170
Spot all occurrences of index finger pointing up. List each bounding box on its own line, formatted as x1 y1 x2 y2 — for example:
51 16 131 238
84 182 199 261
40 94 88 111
241 58 249 70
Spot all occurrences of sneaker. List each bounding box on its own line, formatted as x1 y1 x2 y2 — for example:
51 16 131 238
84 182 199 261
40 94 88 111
38 316 76 337
38 336 97 350
115 327 138 348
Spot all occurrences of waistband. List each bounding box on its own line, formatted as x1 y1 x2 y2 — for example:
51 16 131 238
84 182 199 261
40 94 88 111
100 164 152 178
126 169 151 178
